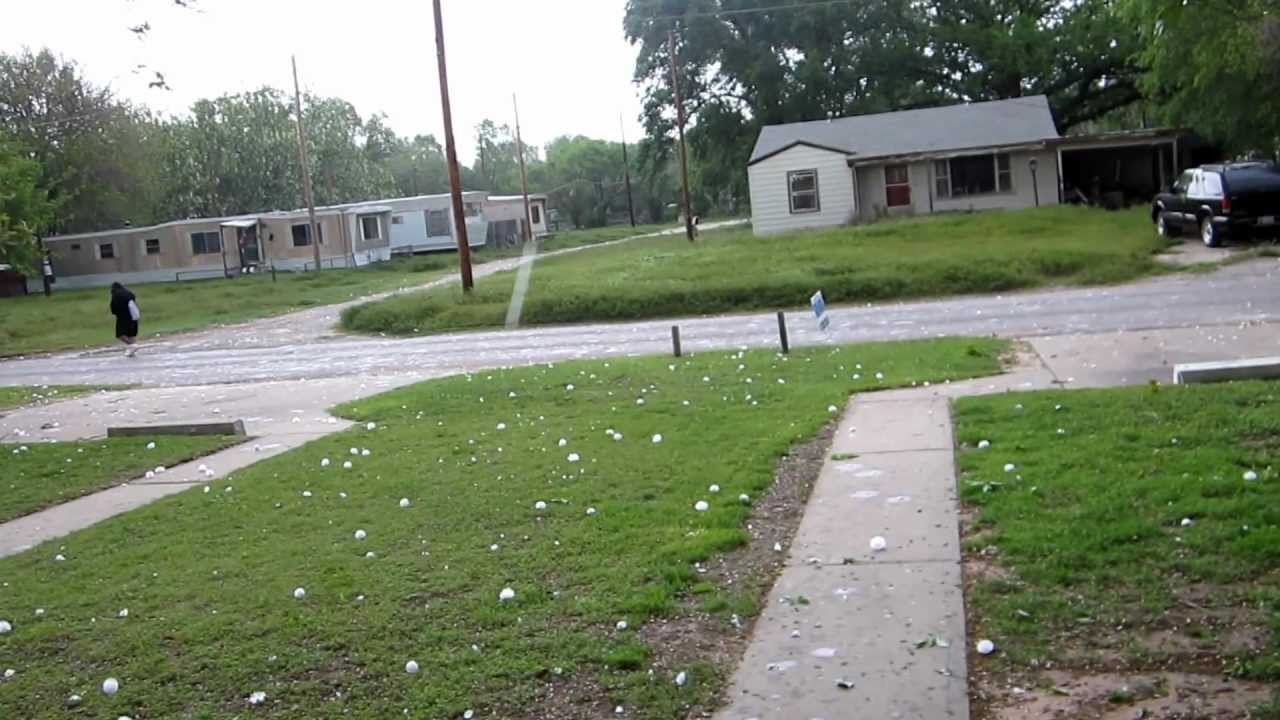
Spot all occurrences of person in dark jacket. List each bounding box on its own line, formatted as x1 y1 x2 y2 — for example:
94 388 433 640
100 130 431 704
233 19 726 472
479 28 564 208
109 282 141 357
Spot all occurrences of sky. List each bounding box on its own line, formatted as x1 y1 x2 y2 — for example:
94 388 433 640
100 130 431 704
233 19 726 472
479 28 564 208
0 0 649 164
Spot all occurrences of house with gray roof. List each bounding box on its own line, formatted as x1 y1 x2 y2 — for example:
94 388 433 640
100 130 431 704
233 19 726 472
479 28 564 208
746 96 1064 235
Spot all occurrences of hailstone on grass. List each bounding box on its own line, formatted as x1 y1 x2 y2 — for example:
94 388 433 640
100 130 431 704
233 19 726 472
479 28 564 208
869 536 888 552
651 434 663 444
54 554 65 562
496 423 507 431
361 449 371 457
694 501 709 512
738 494 750 504
1180 518 1194 527
366 422 377 431
0 620 11 634
405 660 420 674
977 440 990 449
293 587 306 600
399 498 411 508
354 529 367 541
976 639 996 655
708 484 721 494
586 507 597 516
343 461 353 470
534 501 547 511
1003 463 1016 473
247 691 267 705
827 405 838 413
117 608 128 618
320 458 330 468
1244 470 1259 481
773 542 783 552
567 453 580 463
499 587 516 602
875 372 884 380
144 471 155 480
350 448 359 456
302 490 313 498
616 620 628 631
675 671 688 686
101 677 120 695
145 442 156 450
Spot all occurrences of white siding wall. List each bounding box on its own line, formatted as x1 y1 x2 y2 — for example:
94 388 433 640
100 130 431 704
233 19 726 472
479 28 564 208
855 149 1060 219
748 146 857 236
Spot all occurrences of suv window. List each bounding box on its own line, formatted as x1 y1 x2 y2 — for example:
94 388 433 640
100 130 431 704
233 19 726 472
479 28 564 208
1199 172 1224 197
1174 170 1195 193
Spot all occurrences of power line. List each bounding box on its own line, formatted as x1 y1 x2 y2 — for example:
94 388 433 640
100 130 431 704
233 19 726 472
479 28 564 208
641 0 858 21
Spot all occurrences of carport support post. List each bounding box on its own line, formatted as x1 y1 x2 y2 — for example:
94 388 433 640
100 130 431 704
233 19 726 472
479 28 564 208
777 311 790 354
671 325 682 358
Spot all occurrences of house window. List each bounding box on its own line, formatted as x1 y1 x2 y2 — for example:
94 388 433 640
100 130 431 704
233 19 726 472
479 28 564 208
144 238 161 256
361 216 381 241
98 242 115 260
71 243 82 251
934 154 1013 198
530 204 542 225
464 202 482 218
291 223 322 247
391 215 405 225
190 231 222 255
787 169 819 214
427 209 450 237
885 164 911 207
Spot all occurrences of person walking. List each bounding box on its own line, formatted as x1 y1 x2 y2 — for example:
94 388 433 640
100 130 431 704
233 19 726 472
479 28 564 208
109 282 142 357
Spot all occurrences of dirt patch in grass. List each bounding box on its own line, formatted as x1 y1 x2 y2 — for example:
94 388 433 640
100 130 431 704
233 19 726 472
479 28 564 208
505 422 836 720
980 670 1273 719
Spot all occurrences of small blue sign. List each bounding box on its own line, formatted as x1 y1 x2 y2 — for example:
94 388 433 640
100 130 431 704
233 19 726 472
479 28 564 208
811 291 830 331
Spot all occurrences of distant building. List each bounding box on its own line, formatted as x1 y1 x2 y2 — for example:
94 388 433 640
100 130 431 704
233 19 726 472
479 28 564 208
484 195 550 247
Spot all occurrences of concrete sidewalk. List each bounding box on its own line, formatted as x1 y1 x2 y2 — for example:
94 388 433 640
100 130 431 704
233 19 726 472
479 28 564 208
715 362 1056 720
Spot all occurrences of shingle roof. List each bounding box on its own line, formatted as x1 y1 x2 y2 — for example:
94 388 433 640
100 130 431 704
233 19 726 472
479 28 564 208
748 96 1060 165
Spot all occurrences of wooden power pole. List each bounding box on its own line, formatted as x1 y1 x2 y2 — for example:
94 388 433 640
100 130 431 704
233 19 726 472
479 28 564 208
433 0 474 291
620 115 637 228
668 29 695 242
513 94 533 244
291 56 322 271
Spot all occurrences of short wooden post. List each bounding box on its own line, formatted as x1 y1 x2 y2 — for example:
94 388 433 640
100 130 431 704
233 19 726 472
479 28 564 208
271 264 277 283
671 325 682 358
777 311 790 354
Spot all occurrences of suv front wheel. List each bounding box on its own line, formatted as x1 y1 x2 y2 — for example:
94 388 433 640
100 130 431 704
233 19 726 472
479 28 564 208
1200 216 1222 248
1156 211 1180 238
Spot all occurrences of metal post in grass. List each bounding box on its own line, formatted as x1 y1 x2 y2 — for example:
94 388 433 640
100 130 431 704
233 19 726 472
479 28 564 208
777 311 790 354
271 264 277 283
671 325 682 358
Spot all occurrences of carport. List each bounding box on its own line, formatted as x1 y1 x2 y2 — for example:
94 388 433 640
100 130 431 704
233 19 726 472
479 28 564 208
1055 129 1210 208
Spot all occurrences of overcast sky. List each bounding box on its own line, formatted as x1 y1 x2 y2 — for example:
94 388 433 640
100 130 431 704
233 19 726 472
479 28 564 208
0 0 648 164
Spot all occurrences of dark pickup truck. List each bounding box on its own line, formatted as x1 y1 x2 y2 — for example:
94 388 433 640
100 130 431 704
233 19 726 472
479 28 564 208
1152 161 1280 247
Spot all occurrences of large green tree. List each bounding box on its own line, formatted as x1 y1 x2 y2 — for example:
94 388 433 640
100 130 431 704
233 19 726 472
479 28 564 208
0 138 55 275
1127 0 1280 156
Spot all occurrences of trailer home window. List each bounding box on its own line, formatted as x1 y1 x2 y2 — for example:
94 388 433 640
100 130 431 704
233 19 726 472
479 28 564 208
190 231 222 255
98 242 115 259
291 223 322 247
361 216 381 241
427 210 450 237
145 238 161 255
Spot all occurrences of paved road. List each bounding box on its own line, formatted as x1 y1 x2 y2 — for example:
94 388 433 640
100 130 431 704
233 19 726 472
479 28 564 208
1 256 1277 388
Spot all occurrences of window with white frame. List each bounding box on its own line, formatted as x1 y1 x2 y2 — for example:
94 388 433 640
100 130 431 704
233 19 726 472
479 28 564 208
360 216 381 241
530 204 542 225
427 210 450 237
884 164 911 207
934 153 1013 198
787 169 819 213
98 242 115 260
190 231 221 255
291 223 322 247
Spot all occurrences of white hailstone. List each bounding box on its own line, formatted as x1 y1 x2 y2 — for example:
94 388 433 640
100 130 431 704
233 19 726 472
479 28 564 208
496 423 507 431
651 434 663 444
399 498 412 508
302 490 313 498
565 384 575 391
636 398 645 405
977 440 991 449
976 639 996 655
869 536 888 552
694 501 710 512
773 542 783 552
361 449 371 457
101 677 120 695
1244 470 1259 481
738 494 750 504
615 706 624 715
875 372 884 380
708 484 721 494
54 554 66 562
405 660 420 674
464 711 474 720
586 507 597 516
558 438 569 447
0 620 11 634
354 529 367 541
365 552 376 559
509 391 517 398
499 587 516 602
320 458 330 468
616 620 628 631
534 501 547 511
154 466 166 474
145 442 156 450
117 608 129 618
489 544 499 552
1054 404 1063 411
3 669 13 678
34 609 44 616
248 691 267 705
366 422 377 430
827 405 838 413
1056 428 1066 435
567 453 581 463
675 671 688 687
339 491 348 499
1003 463 1016 473
144 471 155 480
343 461 353 470
1014 403 1024 410
702 376 710 382
613 433 623 441
350 448 359 456
293 587 306 600
66 694 82 707
203 486 211 493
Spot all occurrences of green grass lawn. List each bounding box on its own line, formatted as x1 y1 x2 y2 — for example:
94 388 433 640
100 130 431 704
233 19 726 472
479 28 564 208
481 222 676 260
0 337 1004 719
341 206 1166 336
0 386 114 413
0 436 239 523
954 382 1280 691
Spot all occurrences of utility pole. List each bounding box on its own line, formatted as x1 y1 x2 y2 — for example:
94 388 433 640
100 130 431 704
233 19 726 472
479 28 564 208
291 56 322 271
513 94 534 244
433 0 474 291
668 29 695 242
620 115 637 228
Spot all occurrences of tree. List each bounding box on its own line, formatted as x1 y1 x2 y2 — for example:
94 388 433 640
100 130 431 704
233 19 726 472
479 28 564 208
1127 0 1280 156
0 138 55 275
544 136 630 228
474 120 542 194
